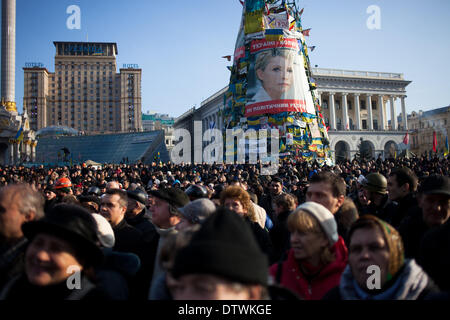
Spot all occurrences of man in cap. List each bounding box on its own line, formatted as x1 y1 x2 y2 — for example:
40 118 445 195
43 184 58 213
175 198 216 231
360 172 397 223
400 175 450 259
147 188 189 296
171 208 269 300
126 189 157 242
417 176 450 291
0 184 45 289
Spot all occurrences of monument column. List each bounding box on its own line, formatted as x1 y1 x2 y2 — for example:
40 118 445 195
390 96 397 130
366 95 373 130
354 94 361 130
401 96 408 130
329 93 336 130
1 0 16 112
378 95 385 130
342 93 349 130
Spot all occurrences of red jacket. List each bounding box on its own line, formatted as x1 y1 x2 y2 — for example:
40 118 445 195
269 236 348 300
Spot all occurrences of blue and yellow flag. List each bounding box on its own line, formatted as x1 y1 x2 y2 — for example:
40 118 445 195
15 126 24 142
444 135 449 157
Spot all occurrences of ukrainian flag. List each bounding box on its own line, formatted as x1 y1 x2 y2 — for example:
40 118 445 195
248 117 260 126
444 135 449 157
280 140 286 152
15 126 24 142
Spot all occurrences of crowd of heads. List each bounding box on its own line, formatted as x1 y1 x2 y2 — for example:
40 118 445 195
0 154 448 300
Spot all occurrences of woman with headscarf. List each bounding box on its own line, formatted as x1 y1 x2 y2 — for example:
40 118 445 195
269 202 348 300
323 215 440 300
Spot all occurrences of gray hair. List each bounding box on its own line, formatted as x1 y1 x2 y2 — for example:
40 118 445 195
0 184 45 219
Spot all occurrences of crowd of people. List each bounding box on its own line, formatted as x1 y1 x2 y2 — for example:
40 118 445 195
0 155 448 300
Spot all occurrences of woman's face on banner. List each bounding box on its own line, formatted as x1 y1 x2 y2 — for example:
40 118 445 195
257 55 294 100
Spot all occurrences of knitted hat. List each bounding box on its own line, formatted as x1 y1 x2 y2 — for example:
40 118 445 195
91 213 115 248
172 208 268 285
296 202 338 246
178 198 216 224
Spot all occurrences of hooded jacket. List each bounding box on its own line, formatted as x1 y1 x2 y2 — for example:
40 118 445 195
269 236 348 300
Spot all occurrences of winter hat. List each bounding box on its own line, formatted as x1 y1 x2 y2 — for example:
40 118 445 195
296 202 338 246
418 175 450 196
127 189 148 205
149 188 190 208
172 207 268 285
178 198 216 224
22 204 104 266
91 213 115 248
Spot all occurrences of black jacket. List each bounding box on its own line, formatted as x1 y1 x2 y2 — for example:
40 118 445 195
0 238 27 290
259 193 279 221
269 210 291 263
125 209 160 300
417 220 450 291
0 273 108 300
244 218 274 264
390 193 418 229
126 208 159 244
113 219 144 255
399 210 430 259
360 194 398 224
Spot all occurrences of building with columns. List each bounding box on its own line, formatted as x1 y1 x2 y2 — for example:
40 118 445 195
408 106 450 156
174 67 411 163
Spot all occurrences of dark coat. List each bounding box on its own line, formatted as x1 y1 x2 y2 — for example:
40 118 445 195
360 194 398 224
126 208 159 244
0 273 108 300
259 193 278 220
245 218 274 264
126 209 160 300
95 248 141 300
399 210 430 259
269 210 291 263
44 197 58 214
390 193 418 229
417 220 450 291
0 238 27 290
113 219 144 255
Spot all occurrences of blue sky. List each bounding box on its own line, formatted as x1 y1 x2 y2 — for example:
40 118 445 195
9 0 450 117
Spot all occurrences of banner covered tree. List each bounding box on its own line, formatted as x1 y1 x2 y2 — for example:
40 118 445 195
222 0 331 164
